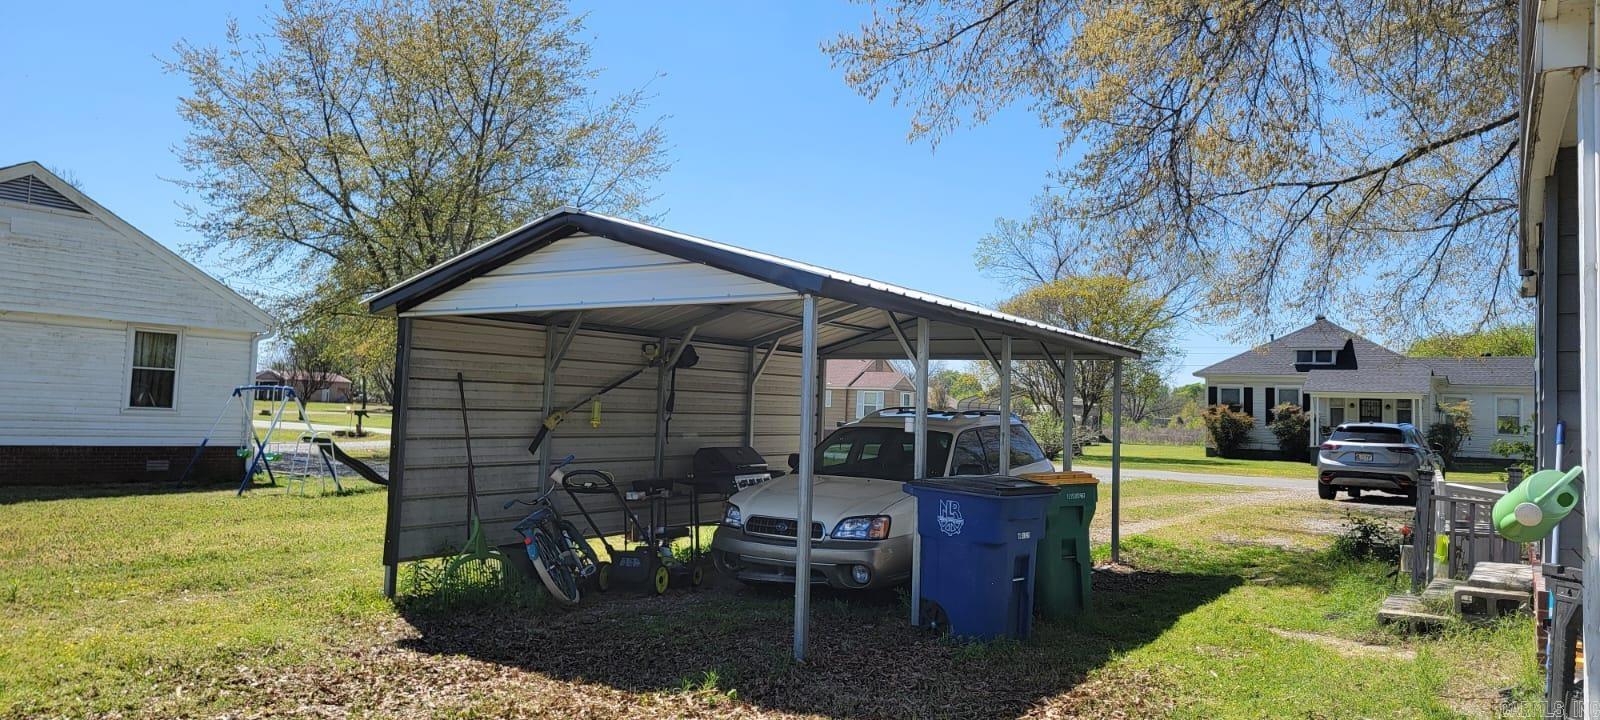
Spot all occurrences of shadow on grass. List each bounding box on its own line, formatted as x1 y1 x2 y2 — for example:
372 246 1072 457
393 542 1270 719
1083 453 1311 475
0 477 385 505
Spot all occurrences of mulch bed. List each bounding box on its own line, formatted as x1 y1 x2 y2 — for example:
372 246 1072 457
120 571 1181 719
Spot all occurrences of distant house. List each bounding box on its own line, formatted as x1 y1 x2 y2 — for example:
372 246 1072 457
0 162 274 484
1195 316 1533 460
255 369 353 403
824 359 916 427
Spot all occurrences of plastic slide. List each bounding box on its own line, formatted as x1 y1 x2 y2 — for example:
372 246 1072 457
319 440 390 486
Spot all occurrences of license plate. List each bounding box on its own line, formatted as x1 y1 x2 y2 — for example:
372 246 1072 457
733 473 769 490
1355 452 1373 462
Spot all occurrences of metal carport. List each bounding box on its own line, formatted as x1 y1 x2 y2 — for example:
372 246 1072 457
366 209 1140 660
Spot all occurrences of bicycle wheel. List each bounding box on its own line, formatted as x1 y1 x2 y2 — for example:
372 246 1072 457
526 526 581 606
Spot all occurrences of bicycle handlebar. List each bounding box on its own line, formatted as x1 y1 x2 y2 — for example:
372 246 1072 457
501 454 582 509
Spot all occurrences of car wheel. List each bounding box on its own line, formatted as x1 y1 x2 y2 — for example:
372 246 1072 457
1317 482 1336 500
1347 488 1362 499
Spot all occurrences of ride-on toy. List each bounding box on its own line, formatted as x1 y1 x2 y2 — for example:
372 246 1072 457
559 470 704 595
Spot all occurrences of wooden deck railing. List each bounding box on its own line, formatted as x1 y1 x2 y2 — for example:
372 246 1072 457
1409 476 1526 592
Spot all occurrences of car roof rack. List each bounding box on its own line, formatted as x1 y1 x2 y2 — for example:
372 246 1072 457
865 407 1020 421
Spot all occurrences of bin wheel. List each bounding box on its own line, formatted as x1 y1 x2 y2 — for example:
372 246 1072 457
594 561 611 592
651 565 670 595
920 600 950 635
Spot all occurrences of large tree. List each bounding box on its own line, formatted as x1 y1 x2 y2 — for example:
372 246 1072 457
828 0 1524 338
169 0 668 375
998 276 1177 428
1405 323 1534 357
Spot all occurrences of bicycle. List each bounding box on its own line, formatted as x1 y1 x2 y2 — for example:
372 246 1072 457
503 455 608 606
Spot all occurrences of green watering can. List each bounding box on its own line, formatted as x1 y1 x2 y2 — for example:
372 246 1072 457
1491 466 1584 543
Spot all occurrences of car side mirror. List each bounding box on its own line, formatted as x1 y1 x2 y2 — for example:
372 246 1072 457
954 463 985 476
1430 442 1443 453
787 453 800 472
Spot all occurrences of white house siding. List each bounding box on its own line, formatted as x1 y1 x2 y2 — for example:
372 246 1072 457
0 202 268 332
0 312 257 446
1202 375 1533 460
1202 375 1302 452
391 317 804 563
1436 385 1536 460
408 234 800 317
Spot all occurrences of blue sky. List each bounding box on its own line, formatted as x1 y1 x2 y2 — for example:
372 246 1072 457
0 1 1247 382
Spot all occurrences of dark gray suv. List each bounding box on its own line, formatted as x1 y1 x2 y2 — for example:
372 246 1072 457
1316 422 1445 500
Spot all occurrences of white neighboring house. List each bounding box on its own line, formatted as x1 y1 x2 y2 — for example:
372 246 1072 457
0 162 273 485
1195 316 1533 460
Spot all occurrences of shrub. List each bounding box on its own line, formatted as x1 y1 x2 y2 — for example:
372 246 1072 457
1492 431 1535 478
1329 513 1402 564
1267 403 1310 460
1028 411 1066 460
1201 404 1254 457
1426 399 1473 469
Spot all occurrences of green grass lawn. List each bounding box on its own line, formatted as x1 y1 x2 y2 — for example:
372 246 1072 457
0 477 1538 718
252 399 393 430
1074 442 1508 484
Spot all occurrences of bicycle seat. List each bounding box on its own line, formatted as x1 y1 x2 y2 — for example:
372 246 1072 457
560 468 618 494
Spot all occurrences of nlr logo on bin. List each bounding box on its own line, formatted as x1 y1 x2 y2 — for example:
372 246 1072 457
936 499 965 536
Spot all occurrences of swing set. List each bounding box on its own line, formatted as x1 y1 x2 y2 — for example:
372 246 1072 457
179 384 375 496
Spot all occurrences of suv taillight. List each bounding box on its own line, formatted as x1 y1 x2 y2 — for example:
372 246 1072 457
1320 442 1339 451
1389 446 1416 455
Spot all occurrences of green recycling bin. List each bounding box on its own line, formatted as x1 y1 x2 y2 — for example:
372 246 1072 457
1034 479 1098 620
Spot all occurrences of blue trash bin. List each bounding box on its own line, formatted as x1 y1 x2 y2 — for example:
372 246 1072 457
905 475 1058 640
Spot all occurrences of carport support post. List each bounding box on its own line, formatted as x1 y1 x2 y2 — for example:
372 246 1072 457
1063 350 1075 470
910 317 929 628
1111 358 1123 564
793 294 819 662
999 335 1012 475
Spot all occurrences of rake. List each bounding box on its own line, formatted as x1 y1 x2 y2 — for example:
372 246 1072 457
441 371 507 590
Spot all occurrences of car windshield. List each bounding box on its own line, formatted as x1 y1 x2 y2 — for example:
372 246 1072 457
814 427 953 480
1329 426 1406 444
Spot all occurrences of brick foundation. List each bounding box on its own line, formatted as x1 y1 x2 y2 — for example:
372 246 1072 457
0 445 245 486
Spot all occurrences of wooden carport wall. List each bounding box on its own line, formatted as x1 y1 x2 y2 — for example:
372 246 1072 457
367 210 1140 661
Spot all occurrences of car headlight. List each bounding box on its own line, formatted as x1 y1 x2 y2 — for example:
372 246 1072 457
831 515 890 540
723 504 743 528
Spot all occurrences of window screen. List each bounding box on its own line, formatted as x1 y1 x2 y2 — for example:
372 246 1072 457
129 331 178 408
1496 397 1522 435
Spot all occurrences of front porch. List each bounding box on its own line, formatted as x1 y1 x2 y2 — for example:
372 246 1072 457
1306 393 1427 447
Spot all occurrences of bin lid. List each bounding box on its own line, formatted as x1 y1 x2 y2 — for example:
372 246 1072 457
907 475 1058 497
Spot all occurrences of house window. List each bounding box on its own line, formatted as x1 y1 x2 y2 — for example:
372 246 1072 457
825 390 833 408
857 390 884 418
1396 399 1414 425
1217 386 1243 412
128 330 179 408
900 391 914 407
1296 349 1335 364
1496 396 1524 435
1276 387 1300 408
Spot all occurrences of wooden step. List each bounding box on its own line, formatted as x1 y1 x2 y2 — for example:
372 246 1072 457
1379 593 1450 630
1467 562 1534 593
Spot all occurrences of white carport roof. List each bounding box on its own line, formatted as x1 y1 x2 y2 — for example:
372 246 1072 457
366 209 1140 362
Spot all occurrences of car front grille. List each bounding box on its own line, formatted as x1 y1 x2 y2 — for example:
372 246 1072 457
745 515 824 540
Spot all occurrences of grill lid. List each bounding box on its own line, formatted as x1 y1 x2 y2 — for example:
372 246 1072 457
693 446 768 475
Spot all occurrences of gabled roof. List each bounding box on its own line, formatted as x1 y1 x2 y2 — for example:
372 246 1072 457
1198 316 1534 392
0 161 274 333
1195 317 1401 376
1302 356 1434 394
364 209 1139 361
850 371 911 390
1420 356 1535 387
258 369 354 384
826 359 873 386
